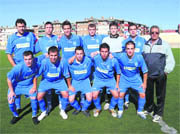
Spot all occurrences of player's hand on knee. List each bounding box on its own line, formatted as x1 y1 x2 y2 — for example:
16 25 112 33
8 91 16 103
140 83 147 91
29 87 37 94
69 85 75 92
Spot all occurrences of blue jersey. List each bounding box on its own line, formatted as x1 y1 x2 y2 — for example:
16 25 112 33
83 34 104 57
114 52 148 80
36 58 70 82
122 36 146 54
93 54 121 79
35 35 61 54
59 34 83 60
7 57 40 87
68 56 93 81
6 32 36 64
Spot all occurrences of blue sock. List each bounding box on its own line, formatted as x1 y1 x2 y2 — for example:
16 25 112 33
70 100 81 110
61 98 69 110
38 99 46 112
15 95 21 109
93 97 101 110
125 93 129 103
109 97 118 109
118 98 124 111
138 97 145 112
31 99 38 117
82 100 91 111
9 103 18 117
58 94 62 104
45 90 52 107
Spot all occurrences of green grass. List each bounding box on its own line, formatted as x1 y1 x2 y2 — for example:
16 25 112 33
0 49 179 134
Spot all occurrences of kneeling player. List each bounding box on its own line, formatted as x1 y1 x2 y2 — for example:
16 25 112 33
68 46 93 117
7 51 40 125
114 41 148 119
91 43 120 117
36 46 74 121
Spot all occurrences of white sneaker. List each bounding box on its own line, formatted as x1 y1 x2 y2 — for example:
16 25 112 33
152 115 162 123
104 103 110 110
143 110 154 117
137 111 146 119
124 102 129 110
109 109 117 117
60 110 68 120
38 111 47 121
117 110 123 118
93 109 100 117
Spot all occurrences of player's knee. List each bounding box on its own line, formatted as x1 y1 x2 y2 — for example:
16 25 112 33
92 94 98 100
61 91 69 98
139 93 145 98
30 96 36 100
119 93 125 98
86 93 92 101
37 94 43 101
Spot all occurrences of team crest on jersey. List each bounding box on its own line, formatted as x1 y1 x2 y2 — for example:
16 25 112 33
137 42 141 46
134 62 138 67
96 39 99 43
26 37 30 42
73 41 77 46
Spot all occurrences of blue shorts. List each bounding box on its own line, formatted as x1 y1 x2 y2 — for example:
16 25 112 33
69 78 92 96
38 79 68 94
91 78 117 92
8 84 37 97
119 76 144 93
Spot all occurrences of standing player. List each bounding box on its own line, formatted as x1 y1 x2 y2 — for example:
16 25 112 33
36 46 73 121
91 43 120 117
35 21 61 114
59 20 83 60
122 24 146 109
114 41 148 119
68 46 93 117
6 18 37 113
7 51 39 125
102 21 124 110
83 23 105 57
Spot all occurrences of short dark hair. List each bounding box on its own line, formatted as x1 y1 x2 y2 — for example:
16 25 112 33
15 18 26 26
109 21 118 29
75 46 84 53
23 51 34 58
125 41 135 49
99 43 110 51
62 20 72 29
44 21 53 27
48 46 58 54
128 24 137 31
88 23 96 29
150 25 160 33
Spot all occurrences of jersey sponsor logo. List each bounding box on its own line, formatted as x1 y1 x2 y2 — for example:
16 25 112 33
64 47 75 52
96 67 108 74
74 69 87 74
134 62 138 67
24 73 36 79
16 43 30 48
47 72 59 77
124 66 136 71
87 44 99 49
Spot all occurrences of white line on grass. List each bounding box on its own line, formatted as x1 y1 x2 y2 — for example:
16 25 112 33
158 119 178 134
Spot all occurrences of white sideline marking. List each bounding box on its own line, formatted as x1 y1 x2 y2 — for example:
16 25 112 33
158 119 178 134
